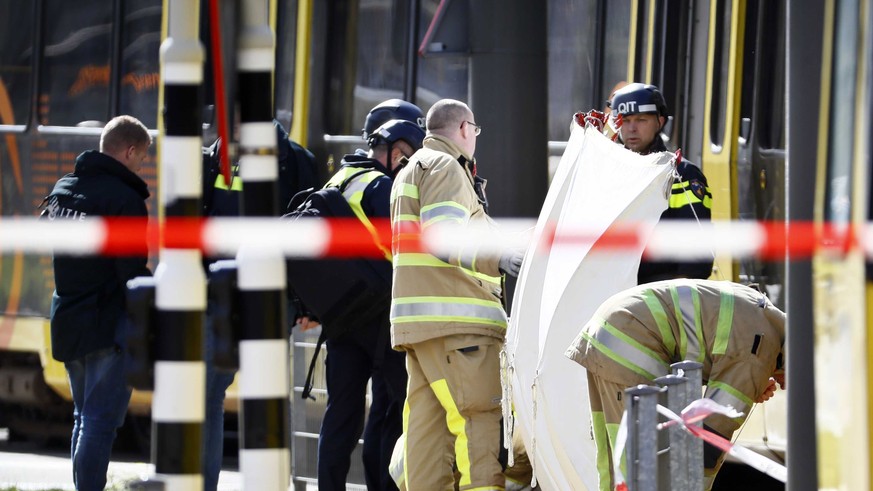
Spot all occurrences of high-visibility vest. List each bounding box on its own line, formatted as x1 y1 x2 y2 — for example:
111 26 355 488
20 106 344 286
325 166 392 261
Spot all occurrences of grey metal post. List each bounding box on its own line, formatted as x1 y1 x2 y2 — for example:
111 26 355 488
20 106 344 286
625 385 662 491
468 1 548 217
671 361 703 489
787 2 820 490
655 375 690 491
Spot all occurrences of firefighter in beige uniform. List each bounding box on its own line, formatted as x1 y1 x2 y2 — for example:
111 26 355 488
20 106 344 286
565 279 786 491
390 99 522 491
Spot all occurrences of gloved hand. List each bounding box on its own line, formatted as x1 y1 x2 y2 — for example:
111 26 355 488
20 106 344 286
499 249 524 278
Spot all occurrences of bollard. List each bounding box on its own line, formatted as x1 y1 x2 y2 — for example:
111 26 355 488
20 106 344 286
655 374 690 491
672 361 703 490
236 2 291 489
625 385 663 491
153 0 207 488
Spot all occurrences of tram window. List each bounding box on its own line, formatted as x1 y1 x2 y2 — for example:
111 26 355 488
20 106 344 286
414 1 468 112
601 0 631 105
275 0 299 129
756 1 785 150
0 1 35 128
824 0 860 225
351 0 407 131
548 0 598 140
652 0 690 143
709 0 731 149
119 0 161 129
40 0 112 126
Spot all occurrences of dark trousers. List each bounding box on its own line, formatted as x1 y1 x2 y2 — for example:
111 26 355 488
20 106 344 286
317 326 407 491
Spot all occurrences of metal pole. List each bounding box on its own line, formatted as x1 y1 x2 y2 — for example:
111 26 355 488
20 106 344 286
403 0 420 103
671 361 703 489
468 1 548 217
655 374 690 491
625 385 662 491
154 1 206 489
786 1 820 489
236 1 290 489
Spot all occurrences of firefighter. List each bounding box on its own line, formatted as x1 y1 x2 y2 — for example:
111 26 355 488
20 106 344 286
610 83 714 283
303 102 426 491
390 98 523 491
565 279 786 490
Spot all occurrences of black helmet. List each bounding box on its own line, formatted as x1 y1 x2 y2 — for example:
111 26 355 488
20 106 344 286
367 119 426 150
362 99 425 140
609 83 669 118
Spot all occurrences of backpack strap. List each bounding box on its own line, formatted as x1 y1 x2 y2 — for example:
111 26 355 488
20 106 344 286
332 167 379 194
301 329 327 400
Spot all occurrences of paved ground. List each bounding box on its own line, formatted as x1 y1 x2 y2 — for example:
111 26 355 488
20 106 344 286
0 434 240 491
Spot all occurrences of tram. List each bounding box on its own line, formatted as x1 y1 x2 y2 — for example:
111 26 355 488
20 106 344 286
1 1 869 489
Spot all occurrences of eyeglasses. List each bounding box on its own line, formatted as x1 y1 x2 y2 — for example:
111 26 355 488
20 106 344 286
464 121 482 136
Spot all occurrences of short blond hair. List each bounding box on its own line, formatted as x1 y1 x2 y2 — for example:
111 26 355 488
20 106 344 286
426 99 471 134
100 115 151 155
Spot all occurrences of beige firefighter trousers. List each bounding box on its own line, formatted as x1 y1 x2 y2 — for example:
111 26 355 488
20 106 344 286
401 333 504 491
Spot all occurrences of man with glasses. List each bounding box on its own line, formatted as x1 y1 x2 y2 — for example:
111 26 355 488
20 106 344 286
390 99 523 490
299 101 425 491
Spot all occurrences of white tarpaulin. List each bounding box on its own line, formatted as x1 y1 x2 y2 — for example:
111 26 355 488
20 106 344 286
503 125 675 490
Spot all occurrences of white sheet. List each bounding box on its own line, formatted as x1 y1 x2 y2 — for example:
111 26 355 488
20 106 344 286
504 125 674 490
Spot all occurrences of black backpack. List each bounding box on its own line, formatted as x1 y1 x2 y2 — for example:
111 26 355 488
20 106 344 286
282 172 393 398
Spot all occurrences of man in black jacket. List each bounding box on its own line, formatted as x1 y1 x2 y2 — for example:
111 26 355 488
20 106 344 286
44 115 152 491
610 83 714 283
305 103 425 491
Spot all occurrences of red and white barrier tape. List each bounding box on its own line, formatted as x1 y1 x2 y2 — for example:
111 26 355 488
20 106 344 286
613 398 786 491
0 216 869 260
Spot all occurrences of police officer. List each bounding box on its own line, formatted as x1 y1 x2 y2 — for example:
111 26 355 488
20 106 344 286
307 101 426 491
44 115 152 491
610 83 714 283
566 279 786 491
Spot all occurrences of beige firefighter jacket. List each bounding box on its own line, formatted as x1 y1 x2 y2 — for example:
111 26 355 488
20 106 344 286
389 134 505 348
566 279 785 419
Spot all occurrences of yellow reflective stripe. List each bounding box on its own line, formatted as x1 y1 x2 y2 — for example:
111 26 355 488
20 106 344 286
420 202 470 227
395 252 452 268
713 289 735 355
431 378 473 486
669 190 703 208
213 173 243 191
706 380 753 414
643 290 676 356
328 169 392 261
402 398 410 486
394 295 503 308
394 214 419 223
669 180 712 210
607 421 623 489
394 253 501 286
591 411 613 491
583 319 669 379
674 285 705 363
391 296 507 327
393 182 419 200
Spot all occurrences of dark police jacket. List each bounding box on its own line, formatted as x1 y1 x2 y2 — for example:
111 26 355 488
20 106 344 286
45 150 151 362
637 138 714 284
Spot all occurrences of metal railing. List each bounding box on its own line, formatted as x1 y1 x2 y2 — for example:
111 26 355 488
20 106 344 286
624 361 704 491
